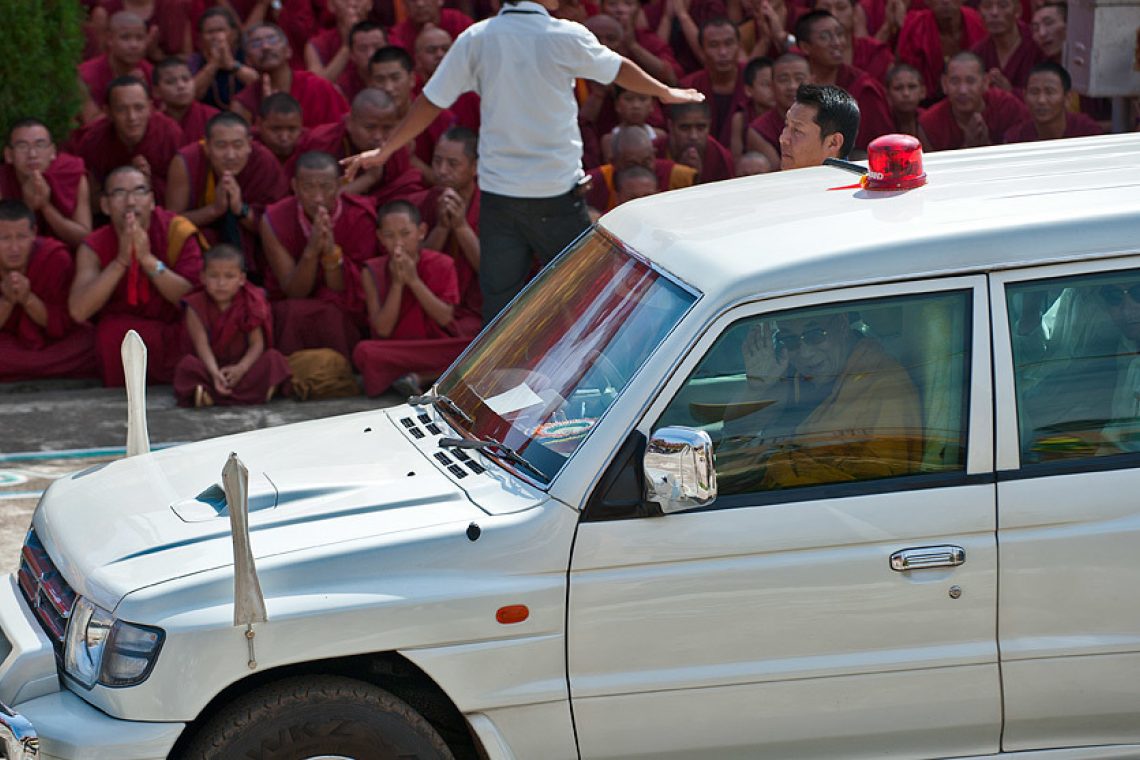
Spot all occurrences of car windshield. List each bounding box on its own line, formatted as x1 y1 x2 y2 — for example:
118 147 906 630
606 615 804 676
435 227 697 483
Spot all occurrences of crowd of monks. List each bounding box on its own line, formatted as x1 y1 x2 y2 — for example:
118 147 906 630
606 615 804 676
0 0 1116 404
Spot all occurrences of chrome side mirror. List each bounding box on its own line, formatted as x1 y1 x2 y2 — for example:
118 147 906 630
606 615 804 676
644 427 717 514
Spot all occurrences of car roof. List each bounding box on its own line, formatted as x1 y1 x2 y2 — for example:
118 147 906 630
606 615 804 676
600 133 1140 304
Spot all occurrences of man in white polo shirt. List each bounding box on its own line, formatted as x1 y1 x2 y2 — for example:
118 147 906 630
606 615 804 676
342 0 702 323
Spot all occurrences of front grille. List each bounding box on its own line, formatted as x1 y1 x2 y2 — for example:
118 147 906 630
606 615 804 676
17 529 76 655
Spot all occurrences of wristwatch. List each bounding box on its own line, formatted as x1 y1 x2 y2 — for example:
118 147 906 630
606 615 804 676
149 260 167 279
240 203 252 220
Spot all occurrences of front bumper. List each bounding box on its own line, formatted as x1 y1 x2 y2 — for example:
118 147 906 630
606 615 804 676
0 701 37 758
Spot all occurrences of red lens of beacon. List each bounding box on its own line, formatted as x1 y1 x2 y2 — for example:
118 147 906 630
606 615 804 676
865 134 926 190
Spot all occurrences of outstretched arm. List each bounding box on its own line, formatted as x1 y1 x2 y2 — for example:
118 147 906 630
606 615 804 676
612 58 704 104
341 97 444 179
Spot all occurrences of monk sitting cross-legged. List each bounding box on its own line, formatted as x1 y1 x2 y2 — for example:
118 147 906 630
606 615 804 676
352 200 472 398
0 200 97 382
173 243 292 407
260 151 377 360
69 166 203 386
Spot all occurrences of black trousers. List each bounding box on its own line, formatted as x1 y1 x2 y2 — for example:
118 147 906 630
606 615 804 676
478 188 591 323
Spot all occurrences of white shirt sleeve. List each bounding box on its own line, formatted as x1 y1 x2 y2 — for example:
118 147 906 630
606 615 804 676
422 30 475 110
556 22 623 85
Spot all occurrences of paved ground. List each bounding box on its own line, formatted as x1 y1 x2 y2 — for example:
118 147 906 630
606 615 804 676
0 378 403 573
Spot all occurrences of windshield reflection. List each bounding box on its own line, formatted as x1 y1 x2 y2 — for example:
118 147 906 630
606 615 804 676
437 228 696 482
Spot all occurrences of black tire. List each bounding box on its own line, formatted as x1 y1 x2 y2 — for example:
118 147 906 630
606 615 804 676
181 675 456 760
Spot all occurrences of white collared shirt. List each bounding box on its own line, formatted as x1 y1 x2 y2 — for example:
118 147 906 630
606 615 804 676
422 1 622 198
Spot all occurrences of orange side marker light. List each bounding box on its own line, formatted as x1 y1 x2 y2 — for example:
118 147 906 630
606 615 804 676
496 605 529 625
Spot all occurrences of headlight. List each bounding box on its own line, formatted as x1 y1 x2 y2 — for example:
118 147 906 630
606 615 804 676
64 597 165 689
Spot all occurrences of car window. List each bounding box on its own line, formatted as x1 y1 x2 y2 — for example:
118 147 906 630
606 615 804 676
1008 269 1140 465
654 290 972 497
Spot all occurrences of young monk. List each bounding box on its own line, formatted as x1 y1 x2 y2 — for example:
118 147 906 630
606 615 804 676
897 0 987 102
174 244 291 407
153 58 219 144
747 53 809 170
417 127 482 338
261 151 377 359
367 46 455 183
662 101 735 184
600 86 668 166
69 166 202 386
729 56 774 160
166 112 288 274
255 93 307 167
613 164 660 205
812 0 893 82
0 200 96 382
886 63 933 150
680 18 750 148
1 120 92 248
75 76 185 206
78 11 154 125
352 200 468 397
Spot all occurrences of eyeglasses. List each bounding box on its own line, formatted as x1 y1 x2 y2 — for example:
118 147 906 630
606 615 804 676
1099 284 1140 307
9 140 52 153
775 327 829 352
246 34 283 49
106 186 152 201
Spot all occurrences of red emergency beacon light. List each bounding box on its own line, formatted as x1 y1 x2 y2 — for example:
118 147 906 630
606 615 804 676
865 134 926 190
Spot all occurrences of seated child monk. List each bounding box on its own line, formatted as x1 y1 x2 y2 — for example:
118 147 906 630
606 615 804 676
153 57 219 144
600 86 667 166
352 200 471 397
729 56 774 160
0 200 96 381
255 93 307 167
174 244 292 407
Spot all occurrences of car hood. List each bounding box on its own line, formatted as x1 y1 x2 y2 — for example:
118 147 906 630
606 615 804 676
34 408 494 610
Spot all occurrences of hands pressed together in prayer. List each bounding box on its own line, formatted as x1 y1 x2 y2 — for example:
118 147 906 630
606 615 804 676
436 188 469 231
20 170 52 213
962 112 992 148
0 271 32 306
115 211 152 269
388 244 418 287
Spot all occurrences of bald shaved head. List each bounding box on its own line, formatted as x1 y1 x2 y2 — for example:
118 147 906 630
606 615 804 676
585 13 623 49
351 87 396 116
109 10 146 30
612 126 656 171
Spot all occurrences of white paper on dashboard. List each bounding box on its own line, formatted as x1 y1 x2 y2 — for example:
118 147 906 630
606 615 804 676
484 383 545 416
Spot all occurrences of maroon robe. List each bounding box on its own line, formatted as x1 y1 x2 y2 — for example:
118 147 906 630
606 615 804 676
654 135 734 183
78 56 154 108
414 109 459 168
0 153 86 242
294 119 425 204
835 64 895 150
1003 112 1104 143
637 29 685 80
414 185 482 336
971 26 1044 94
853 36 893 83
307 27 343 70
585 159 693 213
83 208 204 386
919 88 1030 150
173 283 291 406
352 249 470 396
75 112 184 206
338 65 369 104
175 140 288 272
171 101 219 144
0 238 97 381
388 10 473 53
98 0 193 56
263 194 377 358
681 66 750 148
749 108 784 150
234 69 350 129
642 0 728 75
897 8 988 99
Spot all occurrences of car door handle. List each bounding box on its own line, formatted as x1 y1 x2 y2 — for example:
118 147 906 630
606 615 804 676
889 545 965 571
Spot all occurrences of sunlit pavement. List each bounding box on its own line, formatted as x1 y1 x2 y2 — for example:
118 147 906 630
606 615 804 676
0 378 403 573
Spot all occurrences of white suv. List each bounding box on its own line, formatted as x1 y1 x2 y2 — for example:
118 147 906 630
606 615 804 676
2 133 1140 759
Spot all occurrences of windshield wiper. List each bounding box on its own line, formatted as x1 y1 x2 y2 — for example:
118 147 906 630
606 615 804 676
439 437 547 481
409 392 474 428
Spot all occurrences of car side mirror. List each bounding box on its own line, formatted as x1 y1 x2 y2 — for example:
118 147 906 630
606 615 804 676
643 427 717 514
